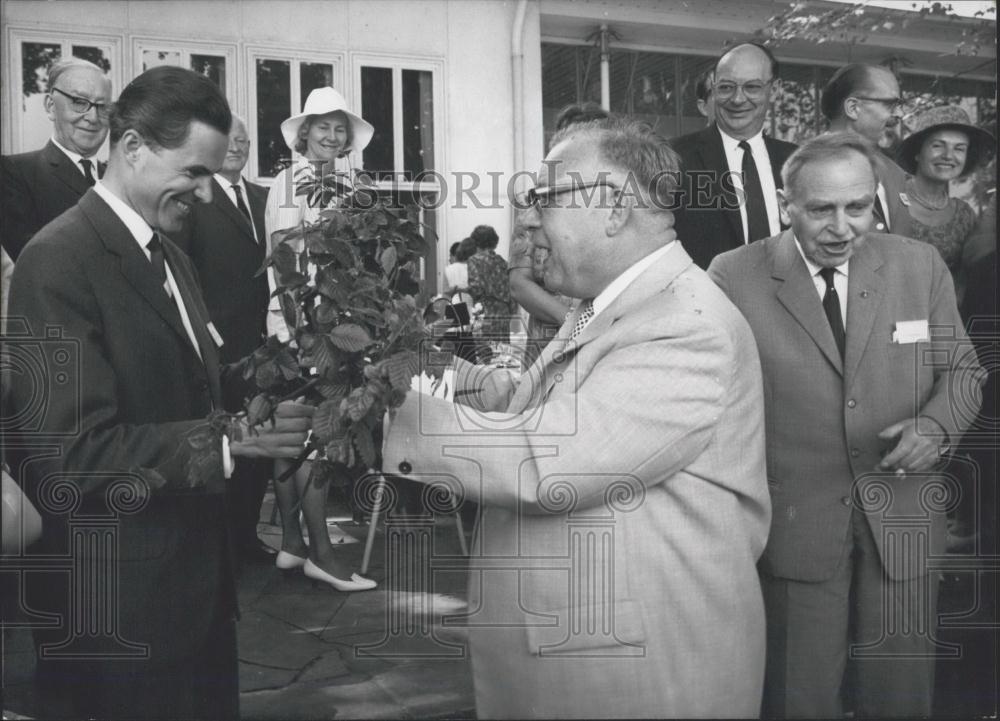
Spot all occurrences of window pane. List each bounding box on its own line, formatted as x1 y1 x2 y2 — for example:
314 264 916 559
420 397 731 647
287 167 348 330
191 54 226 93
72 45 111 73
767 63 819 144
402 69 434 176
142 49 182 71
256 58 291 178
299 62 333 102
679 56 715 135
361 66 394 180
617 50 678 137
20 43 61 150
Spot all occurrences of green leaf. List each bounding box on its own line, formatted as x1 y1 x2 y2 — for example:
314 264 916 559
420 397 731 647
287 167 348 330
279 293 298 331
329 323 372 352
352 425 377 468
315 381 349 400
346 386 374 422
270 241 298 276
246 394 274 427
386 351 419 392
311 335 341 377
379 245 398 275
311 398 343 444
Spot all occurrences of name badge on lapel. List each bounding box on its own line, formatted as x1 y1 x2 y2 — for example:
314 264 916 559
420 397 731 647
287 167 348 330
892 319 929 344
206 322 225 348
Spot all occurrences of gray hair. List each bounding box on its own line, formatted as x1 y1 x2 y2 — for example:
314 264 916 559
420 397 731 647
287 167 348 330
781 132 880 198
47 57 108 90
548 116 681 211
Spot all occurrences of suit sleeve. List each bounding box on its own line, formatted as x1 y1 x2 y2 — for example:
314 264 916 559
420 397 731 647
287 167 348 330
0 155 38 261
384 315 729 513
917 247 986 443
6 241 224 498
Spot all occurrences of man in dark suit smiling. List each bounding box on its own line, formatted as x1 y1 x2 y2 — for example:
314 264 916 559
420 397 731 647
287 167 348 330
1 57 112 261
7 66 312 720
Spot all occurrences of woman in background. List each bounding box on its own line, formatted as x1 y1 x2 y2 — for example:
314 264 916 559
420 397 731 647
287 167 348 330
466 224 514 343
896 106 995 302
265 87 377 592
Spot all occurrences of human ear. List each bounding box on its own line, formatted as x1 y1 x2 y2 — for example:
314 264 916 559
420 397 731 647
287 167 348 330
119 130 146 165
605 191 633 236
777 189 791 227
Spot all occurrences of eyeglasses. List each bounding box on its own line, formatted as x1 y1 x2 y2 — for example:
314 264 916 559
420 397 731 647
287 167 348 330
50 87 111 117
852 96 905 112
713 79 772 100
518 180 619 210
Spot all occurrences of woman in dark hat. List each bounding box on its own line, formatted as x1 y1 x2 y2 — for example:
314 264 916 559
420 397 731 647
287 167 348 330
896 106 996 300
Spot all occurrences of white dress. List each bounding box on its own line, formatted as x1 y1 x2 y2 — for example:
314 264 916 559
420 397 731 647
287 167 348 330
443 261 472 304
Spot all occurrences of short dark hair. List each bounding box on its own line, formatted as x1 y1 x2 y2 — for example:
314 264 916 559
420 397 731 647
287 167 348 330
548 116 681 212
820 64 895 121
554 102 610 131
717 42 779 80
470 225 500 251
781 132 879 199
456 237 477 261
109 66 231 148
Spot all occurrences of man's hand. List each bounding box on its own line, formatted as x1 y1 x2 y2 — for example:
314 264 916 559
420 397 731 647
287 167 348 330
877 416 947 474
231 401 314 458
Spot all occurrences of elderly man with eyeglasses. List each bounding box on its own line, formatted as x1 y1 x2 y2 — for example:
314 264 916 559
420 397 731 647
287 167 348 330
669 42 798 270
821 63 914 237
1 57 112 261
382 116 771 718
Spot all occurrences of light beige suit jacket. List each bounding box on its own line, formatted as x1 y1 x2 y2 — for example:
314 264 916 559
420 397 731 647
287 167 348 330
385 244 771 718
709 231 984 582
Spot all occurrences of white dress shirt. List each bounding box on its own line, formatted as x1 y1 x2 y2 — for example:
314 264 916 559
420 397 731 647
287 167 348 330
718 128 781 242
214 173 259 241
51 136 98 177
794 237 849 325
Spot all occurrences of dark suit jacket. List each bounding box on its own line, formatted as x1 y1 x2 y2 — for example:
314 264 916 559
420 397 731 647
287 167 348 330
709 231 984 582
172 178 269 368
7 189 237 665
1 140 100 260
669 126 797 269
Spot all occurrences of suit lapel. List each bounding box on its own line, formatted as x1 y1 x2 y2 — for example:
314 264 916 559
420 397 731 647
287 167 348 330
771 231 844 375
246 181 268 245
211 178 258 245
843 241 884 382
80 191 203 364
700 127 744 243
42 140 89 196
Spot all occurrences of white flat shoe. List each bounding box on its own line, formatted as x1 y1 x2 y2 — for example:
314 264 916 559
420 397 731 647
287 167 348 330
275 550 307 570
303 559 377 592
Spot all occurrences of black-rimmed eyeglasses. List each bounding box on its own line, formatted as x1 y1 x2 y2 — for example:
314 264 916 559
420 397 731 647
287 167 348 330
50 87 111 118
852 96 905 113
517 180 619 210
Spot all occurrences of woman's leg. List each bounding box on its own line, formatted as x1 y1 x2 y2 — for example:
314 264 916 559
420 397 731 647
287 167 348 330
273 459 308 556
301 466 356 579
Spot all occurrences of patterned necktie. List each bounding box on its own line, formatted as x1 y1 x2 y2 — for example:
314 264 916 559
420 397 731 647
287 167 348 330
819 267 845 359
79 158 96 187
232 184 252 222
147 233 172 298
738 140 770 243
570 300 595 339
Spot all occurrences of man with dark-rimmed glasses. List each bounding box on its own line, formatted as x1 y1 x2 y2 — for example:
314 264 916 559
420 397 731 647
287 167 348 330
383 116 771 718
1 57 112 261
821 63 913 237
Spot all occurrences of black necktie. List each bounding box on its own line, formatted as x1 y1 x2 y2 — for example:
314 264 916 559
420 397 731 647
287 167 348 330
873 193 888 231
819 267 845 359
738 140 770 243
231 184 252 222
79 158 96 187
147 234 171 298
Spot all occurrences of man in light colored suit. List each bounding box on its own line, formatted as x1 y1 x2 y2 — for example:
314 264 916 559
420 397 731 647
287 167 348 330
709 133 985 718
383 117 771 718
821 63 913 237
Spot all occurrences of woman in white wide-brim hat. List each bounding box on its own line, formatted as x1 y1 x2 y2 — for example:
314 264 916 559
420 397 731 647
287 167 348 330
265 87 377 593
896 105 996 302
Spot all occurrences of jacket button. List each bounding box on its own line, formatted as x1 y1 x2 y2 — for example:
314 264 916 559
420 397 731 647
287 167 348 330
847 399 856 408
875 222 886 231
841 496 852 507
398 461 413 474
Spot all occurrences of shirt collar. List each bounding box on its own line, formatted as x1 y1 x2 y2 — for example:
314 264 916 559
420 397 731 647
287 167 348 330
717 126 766 154
92 181 155 251
50 136 96 170
592 242 676 317
215 173 244 192
793 236 850 278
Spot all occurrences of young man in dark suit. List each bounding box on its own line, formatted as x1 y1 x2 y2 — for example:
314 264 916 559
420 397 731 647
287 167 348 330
1 57 112 261
669 43 797 269
6 66 312 720
173 115 275 565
